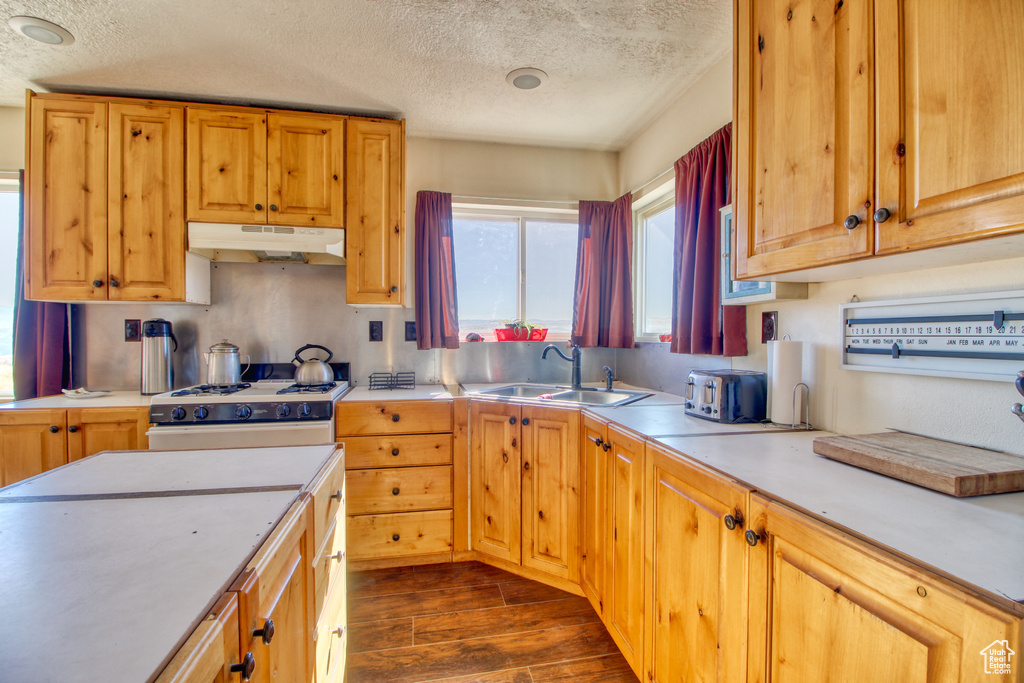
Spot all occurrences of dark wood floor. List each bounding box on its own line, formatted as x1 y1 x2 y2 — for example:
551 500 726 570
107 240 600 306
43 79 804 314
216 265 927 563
346 561 640 683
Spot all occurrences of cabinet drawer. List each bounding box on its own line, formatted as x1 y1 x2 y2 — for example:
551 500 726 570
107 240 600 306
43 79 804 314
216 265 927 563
313 517 346 620
347 465 452 514
347 510 453 560
343 433 452 469
314 561 347 683
307 451 345 553
336 400 453 436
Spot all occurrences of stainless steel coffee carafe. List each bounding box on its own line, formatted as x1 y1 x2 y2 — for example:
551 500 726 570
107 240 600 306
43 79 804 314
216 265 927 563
141 319 177 395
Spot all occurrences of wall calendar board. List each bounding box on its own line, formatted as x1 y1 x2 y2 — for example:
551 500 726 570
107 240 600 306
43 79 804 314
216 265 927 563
841 290 1024 382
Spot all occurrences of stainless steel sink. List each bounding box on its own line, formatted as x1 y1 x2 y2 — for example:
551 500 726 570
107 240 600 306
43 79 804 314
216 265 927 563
474 384 651 407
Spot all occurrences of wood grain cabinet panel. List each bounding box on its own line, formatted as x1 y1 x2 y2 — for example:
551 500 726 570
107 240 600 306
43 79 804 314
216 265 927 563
336 400 452 436
746 492 1022 683
267 113 344 227
346 465 453 514
154 593 246 683
345 117 405 305
186 108 267 223
0 409 67 487
347 509 454 560
470 401 522 565
342 433 453 469
580 414 610 617
65 407 150 463
644 444 749 683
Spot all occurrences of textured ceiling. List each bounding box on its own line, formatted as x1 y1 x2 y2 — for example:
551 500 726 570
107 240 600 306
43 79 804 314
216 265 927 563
0 0 731 150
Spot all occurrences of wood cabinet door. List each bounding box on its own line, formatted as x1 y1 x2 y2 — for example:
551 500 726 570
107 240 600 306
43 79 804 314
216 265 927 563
108 103 186 301
345 118 405 305
232 499 314 683
26 97 108 301
65 407 149 463
644 444 748 683
0 410 67 487
746 492 1021 683
580 414 609 617
155 593 245 683
606 426 645 675
733 0 874 278
875 0 1024 254
267 113 344 227
469 401 521 565
186 108 267 223
520 405 580 582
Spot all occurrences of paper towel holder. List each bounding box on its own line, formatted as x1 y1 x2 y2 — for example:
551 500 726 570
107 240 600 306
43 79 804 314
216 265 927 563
789 382 812 430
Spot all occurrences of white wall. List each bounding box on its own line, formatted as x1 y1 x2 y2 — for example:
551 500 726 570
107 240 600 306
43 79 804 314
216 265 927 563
0 107 25 171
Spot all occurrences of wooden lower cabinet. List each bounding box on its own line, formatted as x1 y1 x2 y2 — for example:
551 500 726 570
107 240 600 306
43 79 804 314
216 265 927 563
746 492 1022 683
155 593 248 683
0 406 149 487
644 443 749 683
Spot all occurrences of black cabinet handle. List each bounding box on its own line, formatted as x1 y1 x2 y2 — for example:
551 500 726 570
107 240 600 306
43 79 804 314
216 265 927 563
269 204 278 211
873 207 892 223
68 425 78 433
255 203 263 211
745 530 760 547
253 618 274 645
49 426 59 433
509 416 516 425
843 214 860 230
392 414 400 422
522 417 530 425
392 533 400 541
92 279 103 287
109 278 119 288
392 487 400 496
392 448 400 456
231 652 256 681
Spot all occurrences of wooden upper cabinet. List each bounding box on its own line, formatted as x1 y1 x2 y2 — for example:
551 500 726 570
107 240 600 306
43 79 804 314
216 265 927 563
108 103 186 301
346 118 405 305
733 0 874 279
469 401 522 565
267 113 344 226
746 492 1021 682
0 409 67 487
186 108 267 223
875 0 1024 254
26 98 108 301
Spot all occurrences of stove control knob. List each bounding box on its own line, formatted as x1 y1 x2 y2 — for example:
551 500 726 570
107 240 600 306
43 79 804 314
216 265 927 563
171 407 186 421
277 404 291 418
236 405 252 420
702 405 712 415
297 403 312 417
194 406 209 420
684 402 694 410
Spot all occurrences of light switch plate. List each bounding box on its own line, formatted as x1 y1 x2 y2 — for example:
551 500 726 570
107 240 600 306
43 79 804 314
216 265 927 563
762 311 778 343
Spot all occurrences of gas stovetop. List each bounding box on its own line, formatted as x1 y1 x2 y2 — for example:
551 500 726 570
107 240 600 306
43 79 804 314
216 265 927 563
149 379 349 425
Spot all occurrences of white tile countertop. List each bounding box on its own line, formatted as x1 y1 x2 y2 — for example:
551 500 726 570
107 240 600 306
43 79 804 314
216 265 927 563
0 390 152 410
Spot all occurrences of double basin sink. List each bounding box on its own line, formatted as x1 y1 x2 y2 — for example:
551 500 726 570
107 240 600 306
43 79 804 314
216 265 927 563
474 383 652 407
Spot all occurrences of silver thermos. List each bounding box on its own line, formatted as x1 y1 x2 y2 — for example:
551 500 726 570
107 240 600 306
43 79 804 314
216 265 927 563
141 319 177 395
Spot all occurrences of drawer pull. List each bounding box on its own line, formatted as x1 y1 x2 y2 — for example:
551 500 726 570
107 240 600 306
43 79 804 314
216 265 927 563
231 652 256 681
392 448 400 456
392 487 400 496
333 626 345 638
330 490 342 501
392 533 400 541
327 550 344 562
392 414 401 422
253 618 274 645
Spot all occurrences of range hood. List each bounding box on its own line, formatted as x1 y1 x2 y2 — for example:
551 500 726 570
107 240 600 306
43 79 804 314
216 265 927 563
187 222 346 265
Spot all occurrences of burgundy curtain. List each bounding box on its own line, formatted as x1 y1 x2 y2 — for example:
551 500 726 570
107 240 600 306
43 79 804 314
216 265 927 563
670 123 747 356
571 193 634 348
414 191 460 350
13 170 71 398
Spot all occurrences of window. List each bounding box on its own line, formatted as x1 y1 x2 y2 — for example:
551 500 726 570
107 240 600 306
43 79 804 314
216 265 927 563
0 173 20 397
634 193 675 340
452 205 578 341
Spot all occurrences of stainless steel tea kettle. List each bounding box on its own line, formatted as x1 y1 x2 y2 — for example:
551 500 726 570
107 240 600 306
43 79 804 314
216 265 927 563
293 344 334 385
204 340 249 386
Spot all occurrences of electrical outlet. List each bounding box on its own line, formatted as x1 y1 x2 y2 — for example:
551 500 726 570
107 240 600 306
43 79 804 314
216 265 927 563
125 319 141 342
761 311 778 343
405 321 417 342
369 320 383 342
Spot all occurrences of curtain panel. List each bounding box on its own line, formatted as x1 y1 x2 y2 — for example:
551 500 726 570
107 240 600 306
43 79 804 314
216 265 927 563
414 190 460 350
571 193 635 349
670 123 747 356
13 170 71 399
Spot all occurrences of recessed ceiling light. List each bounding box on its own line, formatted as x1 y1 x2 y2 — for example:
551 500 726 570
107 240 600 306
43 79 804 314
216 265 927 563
506 68 547 90
8 16 75 46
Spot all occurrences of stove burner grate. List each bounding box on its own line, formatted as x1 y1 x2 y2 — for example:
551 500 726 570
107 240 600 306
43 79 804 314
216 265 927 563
171 383 252 397
276 382 338 395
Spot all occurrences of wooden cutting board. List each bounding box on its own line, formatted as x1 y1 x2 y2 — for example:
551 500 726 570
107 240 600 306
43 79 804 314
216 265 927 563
812 432 1024 497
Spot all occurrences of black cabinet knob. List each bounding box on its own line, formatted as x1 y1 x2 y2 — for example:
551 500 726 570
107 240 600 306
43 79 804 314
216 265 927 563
109 278 119 288
255 203 263 211
253 618 274 645
843 214 860 230
231 652 256 681
509 416 516 425
49 425 59 433
68 425 78 433
602 442 611 452
724 514 740 531
392 487 400 496
392 414 400 422
329 489 342 501
589 436 603 446
391 286 399 293
392 534 400 541
522 417 530 425
392 448 400 456
745 530 760 547
92 279 103 287
269 204 278 211
873 207 892 224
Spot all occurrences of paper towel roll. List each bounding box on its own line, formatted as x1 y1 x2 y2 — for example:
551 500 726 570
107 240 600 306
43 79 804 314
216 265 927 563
769 340 803 425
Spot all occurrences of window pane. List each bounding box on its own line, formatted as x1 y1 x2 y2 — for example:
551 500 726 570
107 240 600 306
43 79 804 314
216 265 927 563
452 219 518 338
0 192 18 394
524 220 576 334
643 204 675 335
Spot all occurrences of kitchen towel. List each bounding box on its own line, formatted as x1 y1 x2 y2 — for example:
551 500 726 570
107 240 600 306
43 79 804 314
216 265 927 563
769 339 803 425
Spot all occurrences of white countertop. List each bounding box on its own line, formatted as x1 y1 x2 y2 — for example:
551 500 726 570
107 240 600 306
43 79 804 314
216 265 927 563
0 390 152 410
653 431 1024 606
587 403 793 437
340 385 454 401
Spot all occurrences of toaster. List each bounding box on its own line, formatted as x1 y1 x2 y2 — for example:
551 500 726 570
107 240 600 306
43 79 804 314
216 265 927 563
684 370 767 423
